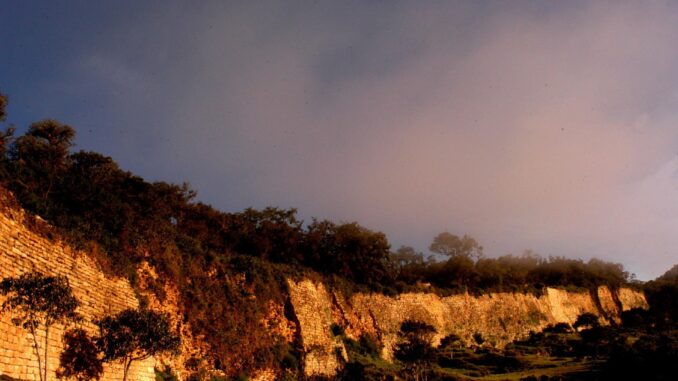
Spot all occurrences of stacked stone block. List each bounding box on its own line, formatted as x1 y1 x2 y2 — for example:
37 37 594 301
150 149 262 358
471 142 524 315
0 193 155 381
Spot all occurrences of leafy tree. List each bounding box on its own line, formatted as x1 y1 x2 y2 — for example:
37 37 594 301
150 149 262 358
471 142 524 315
7 119 75 216
304 220 393 287
0 273 80 381
227 207 304 263
391 246 424 267
394 320 437 381
391 246 424 274
95 308 180 381
429 232 483 260
57 328 104 381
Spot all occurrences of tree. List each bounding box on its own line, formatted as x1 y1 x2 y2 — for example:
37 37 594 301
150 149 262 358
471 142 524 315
394 320 437 381
303 220 392 287
8 119 75 215
0 273 81 381
391 246 425 268
227 207 303 263
95 308 180 381
57 328 104 381
429 232 483 260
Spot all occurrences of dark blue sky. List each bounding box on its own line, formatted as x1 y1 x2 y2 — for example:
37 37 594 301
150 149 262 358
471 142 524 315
2 1 678 279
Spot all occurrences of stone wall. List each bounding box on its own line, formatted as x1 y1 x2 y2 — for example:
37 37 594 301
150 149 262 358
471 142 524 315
287 279 648 377
286 279 346 377
0 193 155 381
0 187 652 380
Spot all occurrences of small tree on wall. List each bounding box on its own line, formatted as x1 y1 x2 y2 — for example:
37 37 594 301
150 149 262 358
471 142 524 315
0 273 81 381
95 308 180 381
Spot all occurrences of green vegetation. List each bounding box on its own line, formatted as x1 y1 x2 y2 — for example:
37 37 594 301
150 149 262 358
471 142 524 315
0 273 81 381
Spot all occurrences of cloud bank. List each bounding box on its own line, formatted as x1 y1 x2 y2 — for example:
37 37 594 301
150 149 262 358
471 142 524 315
5 1 678 279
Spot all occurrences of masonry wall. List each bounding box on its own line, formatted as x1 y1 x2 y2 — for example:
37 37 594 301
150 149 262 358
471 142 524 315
0 193 155 381
287 279 649 377
0 186 652 381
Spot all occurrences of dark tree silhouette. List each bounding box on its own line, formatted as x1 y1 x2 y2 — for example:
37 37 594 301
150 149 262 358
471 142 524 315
8 119 75 216
0 273 80 381
394 320 437 381
95 309 180 381
57 328 104 381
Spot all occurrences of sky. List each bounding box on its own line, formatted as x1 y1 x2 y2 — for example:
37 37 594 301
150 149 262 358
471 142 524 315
1 0 678 280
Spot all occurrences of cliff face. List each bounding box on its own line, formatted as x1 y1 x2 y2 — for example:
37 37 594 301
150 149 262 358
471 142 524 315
287 279 648 377
0 196 155 380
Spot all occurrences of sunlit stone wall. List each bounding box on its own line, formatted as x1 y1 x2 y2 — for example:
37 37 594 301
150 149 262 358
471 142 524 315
0 192 155 381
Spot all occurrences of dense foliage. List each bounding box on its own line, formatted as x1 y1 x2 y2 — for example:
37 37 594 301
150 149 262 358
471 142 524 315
392 247 631 294
57 328 104 381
